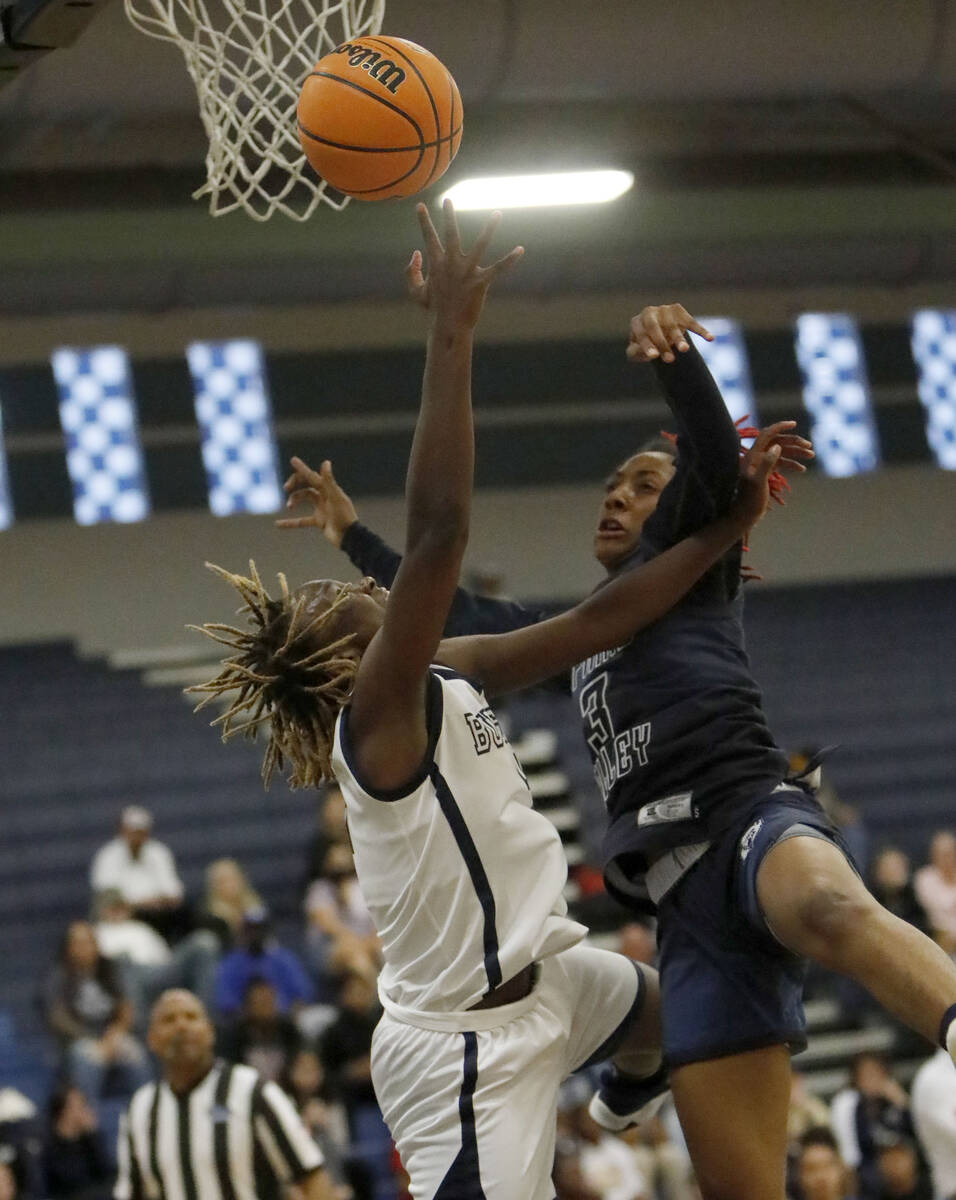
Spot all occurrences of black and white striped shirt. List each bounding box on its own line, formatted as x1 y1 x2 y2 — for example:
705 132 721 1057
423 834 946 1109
115 1061 323 1200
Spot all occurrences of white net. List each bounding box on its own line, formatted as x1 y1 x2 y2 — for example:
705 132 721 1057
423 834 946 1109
123 0 387 221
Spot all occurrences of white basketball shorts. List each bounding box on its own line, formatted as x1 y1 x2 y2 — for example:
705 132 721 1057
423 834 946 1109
370 943 643 1200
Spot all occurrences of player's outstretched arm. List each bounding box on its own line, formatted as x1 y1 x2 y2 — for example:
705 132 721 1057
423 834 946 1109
439 434 783 696
279 458 544 638
346 201 522 791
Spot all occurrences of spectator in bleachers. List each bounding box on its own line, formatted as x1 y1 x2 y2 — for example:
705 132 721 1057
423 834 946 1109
214 909 314 1019
319 973 390 1197
42 1086 111 1200
789 1070 833 1145
832 1053 915 1200
795 1127 855 1200
0 1089 44 1200
553 1141 602 1200
93 889 219 1026
197 859 263 952
40 922 151 1107
869 849 931 935
218 979 303 1083
874 1139 931 1200
623 1112 695 1200
915 833 956 953
281 1049 369 1200
0 1164 18 1200
911 1047 956 1200
304 843 380 1001
89 807 186 942
302 788 351 897
567 1101 650 1200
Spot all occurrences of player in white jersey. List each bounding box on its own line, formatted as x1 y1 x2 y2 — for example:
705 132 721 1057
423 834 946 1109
190 201 782 1199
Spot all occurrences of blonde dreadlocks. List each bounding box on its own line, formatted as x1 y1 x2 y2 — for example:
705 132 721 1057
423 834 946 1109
187 561 358 789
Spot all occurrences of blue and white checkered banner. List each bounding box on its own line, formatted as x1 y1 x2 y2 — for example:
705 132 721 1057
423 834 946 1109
911 309 956 470
794 314 880 478
51 347 151 525
697 318 757 427
0 405 12 530
186 340 282 517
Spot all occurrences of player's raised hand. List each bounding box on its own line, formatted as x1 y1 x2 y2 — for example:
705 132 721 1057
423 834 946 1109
406 198 523 331
276 456 358 547
737 418 814 479
732 438 783 533
626 304 714 364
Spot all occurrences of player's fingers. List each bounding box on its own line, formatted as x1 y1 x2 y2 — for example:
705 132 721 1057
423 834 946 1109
284 486 323 509
289 455 322 484
485 244 524 280
661 317 690 354
465 210 502 269
681 313 714 341
641 313 674 361
626 335 659 361
441 197 462 256
275 517 319 529
416 203 443 262
775 457 807 473
750 421 797 453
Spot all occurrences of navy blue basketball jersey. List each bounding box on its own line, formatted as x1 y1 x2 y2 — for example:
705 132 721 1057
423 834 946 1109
341 341 790 911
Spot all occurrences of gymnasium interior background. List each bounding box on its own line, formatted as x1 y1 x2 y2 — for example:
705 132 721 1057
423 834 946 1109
1 2 955 1198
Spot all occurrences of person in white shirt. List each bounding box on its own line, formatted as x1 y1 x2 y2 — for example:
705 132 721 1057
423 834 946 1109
572 1103 650 1200
912 1049 956 1200
91 806 183 910
94 890 219 1028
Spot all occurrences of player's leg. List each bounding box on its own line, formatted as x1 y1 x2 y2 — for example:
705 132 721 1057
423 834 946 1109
670 1045 792 1200
588 961 670 1129
757 833 956 1055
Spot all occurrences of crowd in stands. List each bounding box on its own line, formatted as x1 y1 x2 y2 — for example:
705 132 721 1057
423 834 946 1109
0 773 953 1200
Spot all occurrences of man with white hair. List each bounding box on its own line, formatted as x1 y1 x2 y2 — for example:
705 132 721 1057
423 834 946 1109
91 807 185 939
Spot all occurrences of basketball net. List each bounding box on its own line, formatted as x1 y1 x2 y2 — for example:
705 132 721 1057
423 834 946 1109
123 0 387 221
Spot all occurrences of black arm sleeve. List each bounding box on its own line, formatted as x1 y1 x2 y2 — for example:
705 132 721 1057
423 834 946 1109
340 521 546 638
639 340 743 600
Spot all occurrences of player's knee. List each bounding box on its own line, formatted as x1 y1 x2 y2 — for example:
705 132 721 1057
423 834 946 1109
790 874 872 962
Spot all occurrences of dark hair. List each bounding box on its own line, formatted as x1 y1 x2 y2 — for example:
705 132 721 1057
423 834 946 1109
799 1126 840 1155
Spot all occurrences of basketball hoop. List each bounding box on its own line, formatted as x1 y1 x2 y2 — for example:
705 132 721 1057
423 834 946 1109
123 0 387 221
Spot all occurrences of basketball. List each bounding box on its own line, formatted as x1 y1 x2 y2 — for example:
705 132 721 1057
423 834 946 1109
297 36 463 202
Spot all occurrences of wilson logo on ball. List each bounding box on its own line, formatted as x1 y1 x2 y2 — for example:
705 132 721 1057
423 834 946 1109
334 42 406 93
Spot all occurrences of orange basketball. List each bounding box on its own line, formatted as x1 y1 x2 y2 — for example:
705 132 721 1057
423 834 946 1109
297 36 463 201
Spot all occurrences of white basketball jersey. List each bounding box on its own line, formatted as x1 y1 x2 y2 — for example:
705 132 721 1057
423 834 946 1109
331 666 587 1015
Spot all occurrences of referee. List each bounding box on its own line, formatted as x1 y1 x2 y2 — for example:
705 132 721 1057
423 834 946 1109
115 990 334 1200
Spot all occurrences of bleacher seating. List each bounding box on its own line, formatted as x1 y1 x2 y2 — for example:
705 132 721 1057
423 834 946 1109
0 573 953 1103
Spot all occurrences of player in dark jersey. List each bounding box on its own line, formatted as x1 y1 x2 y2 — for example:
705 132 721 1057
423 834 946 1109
290 304 956 1200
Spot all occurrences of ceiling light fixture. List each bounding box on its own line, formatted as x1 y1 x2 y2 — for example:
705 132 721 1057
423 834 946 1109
440 169 635 211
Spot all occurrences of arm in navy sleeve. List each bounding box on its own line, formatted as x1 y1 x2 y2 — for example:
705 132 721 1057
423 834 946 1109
641 339 741 551
639 341 743 599
340 520 546 638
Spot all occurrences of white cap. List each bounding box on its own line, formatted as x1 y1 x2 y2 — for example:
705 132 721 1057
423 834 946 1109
121 805 153 831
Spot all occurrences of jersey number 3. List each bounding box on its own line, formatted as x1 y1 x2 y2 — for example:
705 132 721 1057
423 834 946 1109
579 673 650 804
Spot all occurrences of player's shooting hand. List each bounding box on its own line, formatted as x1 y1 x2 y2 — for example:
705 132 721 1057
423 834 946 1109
406 198 523 332
626 304 714 364
277 456 358 547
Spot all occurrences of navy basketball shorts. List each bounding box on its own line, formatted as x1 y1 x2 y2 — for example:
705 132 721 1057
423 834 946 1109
656 787 856 1068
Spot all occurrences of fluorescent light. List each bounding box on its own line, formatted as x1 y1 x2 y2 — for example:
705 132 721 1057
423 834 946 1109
441 170 634 211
